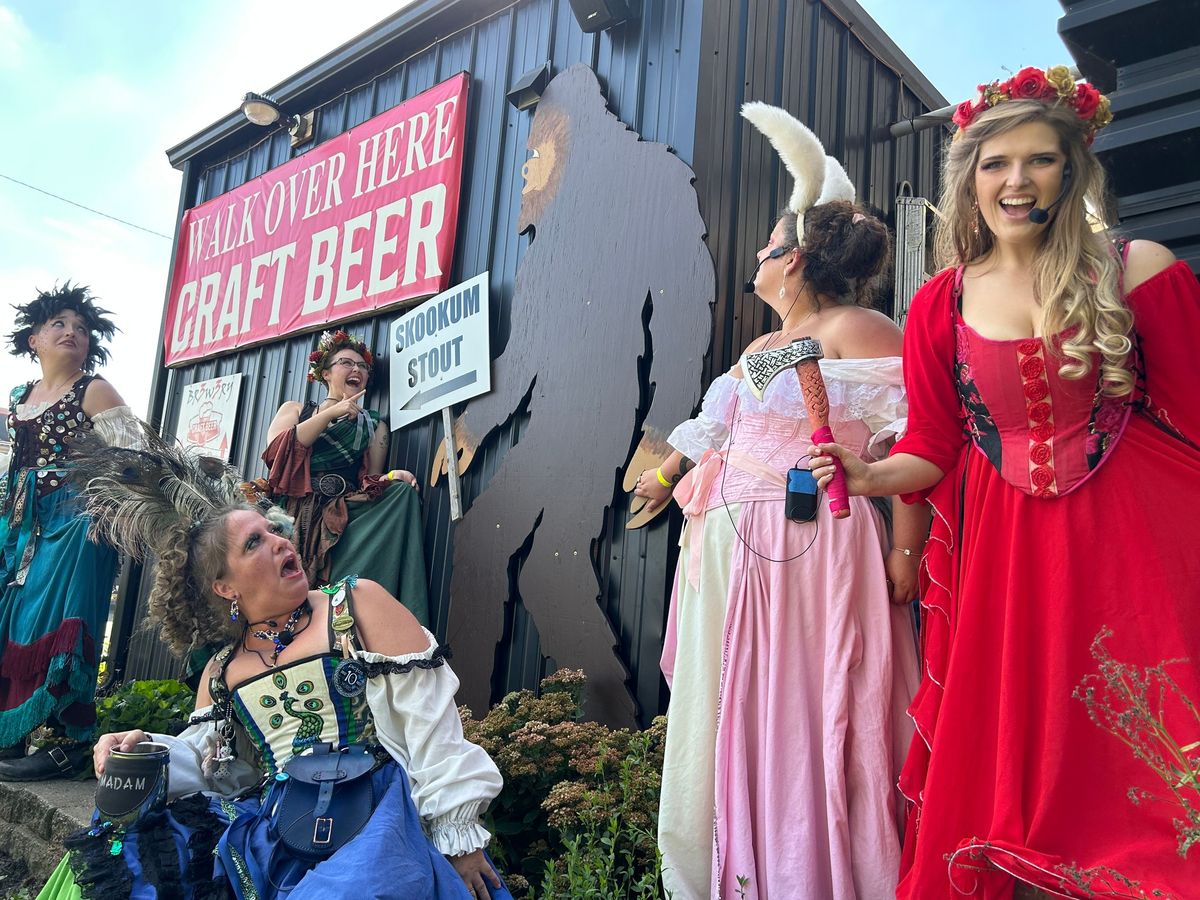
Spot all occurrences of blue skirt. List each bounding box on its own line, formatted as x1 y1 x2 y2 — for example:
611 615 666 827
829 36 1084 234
64 762 513 900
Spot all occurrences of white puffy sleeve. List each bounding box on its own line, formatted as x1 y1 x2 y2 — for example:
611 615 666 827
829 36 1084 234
360 629 503 856
822 358 909 458
149 706 261 800
667 374 737 461
91 406 147 450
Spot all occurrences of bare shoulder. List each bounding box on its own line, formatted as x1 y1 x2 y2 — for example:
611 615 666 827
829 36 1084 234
824 306 902 358
742 333 775 355
1123 240 1177 294
266 401 303 444
348 578 430 657
82 377 126 417
730 333 778 375
273 400 303 420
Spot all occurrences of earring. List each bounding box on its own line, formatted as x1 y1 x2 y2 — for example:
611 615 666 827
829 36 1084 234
229 597 240 623
779 284 787 301
971 201 981 238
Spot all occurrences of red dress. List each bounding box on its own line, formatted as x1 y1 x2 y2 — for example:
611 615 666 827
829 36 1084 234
892 261 1200 899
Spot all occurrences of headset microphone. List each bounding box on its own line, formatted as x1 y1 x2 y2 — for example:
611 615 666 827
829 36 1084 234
1027 164 1072 225
743 246 790 293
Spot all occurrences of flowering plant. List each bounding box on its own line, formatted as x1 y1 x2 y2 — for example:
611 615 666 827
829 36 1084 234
306 329 374 382
460 669 668 899
952 65 1113 143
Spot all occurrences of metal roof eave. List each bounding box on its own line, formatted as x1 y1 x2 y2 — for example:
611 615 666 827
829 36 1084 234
164 0 482 170
821 0 948 111
166 0 948 172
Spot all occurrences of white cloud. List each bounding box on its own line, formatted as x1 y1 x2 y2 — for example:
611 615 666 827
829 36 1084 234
40 214 120 247
52 70 144 120
0 5 32 71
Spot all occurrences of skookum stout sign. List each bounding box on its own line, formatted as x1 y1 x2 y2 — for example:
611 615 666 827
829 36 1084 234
164 72 469 366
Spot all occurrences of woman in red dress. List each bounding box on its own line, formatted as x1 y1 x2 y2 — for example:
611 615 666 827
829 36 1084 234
811 66 1200 898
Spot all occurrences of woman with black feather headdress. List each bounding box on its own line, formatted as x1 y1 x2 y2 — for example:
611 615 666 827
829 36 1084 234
36 429 512 899
0 283 141 781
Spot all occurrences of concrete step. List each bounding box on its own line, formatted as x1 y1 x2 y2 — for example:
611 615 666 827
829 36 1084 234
0 778 94 885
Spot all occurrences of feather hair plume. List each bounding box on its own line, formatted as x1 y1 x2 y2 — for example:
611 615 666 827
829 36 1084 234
68 424 246 560
740 102 856 223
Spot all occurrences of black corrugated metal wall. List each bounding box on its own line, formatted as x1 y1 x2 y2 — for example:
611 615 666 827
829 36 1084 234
692 0 942 382
1059 0 1200 272
119 0 943 727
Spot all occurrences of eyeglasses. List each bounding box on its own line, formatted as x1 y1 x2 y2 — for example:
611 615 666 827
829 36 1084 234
330 359 372 373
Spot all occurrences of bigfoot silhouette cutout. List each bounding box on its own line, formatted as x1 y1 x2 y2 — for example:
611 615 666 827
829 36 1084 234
432 65 713 725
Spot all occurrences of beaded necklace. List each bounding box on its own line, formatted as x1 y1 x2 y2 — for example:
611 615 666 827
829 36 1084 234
243 600 311 666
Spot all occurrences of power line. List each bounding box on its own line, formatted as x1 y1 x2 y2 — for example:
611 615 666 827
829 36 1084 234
0 172 173 241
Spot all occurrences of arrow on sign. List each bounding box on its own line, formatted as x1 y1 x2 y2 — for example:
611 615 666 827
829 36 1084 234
400 371 479 411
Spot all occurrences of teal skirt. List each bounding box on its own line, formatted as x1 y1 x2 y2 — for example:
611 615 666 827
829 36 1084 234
0 476 118 745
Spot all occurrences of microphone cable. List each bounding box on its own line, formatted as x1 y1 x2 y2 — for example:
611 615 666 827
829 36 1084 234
714 279 823 564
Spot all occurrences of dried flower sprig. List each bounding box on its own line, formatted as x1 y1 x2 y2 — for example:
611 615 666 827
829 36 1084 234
1074 626 1200 858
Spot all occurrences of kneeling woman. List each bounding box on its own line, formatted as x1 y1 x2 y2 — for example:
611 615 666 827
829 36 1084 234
40 434 510 899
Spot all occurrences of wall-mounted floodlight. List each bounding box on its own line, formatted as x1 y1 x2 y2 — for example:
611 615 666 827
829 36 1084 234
240 92 314 147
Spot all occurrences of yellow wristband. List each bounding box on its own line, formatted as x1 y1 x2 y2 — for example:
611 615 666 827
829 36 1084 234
655 467 673 489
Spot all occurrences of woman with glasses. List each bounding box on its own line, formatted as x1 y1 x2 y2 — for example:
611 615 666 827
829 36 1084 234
262 329 429 626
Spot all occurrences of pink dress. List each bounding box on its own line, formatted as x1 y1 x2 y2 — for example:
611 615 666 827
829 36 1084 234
658 358 919 900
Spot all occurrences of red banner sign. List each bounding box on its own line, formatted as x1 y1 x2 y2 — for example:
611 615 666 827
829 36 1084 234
164 72 469 366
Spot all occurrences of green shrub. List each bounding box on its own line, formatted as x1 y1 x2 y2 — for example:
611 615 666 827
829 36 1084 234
460 669 668 899
95 678 196 737
536 726 666 899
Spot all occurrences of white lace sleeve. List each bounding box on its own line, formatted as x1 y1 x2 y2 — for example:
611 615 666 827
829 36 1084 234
361 630 503 856
91 406 146 450
820 358 908 458
667 375 736 460
148 705 260 799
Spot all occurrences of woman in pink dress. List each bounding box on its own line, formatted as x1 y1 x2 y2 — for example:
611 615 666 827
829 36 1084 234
811 67 1200 898
636 104 928 899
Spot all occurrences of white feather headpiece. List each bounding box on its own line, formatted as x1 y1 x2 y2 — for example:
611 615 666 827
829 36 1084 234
740 102 856 232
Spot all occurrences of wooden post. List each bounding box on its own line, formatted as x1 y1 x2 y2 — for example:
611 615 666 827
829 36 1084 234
442 407 463 521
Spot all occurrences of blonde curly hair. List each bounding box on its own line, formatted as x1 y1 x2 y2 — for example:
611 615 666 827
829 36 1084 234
148 507 245 657
935 99 1134 397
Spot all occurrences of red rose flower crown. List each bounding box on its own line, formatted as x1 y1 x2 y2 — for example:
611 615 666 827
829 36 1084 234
952 65 1112 144
307 329 375 382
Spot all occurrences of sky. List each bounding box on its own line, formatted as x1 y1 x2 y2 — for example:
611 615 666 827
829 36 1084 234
0 0 1067 417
